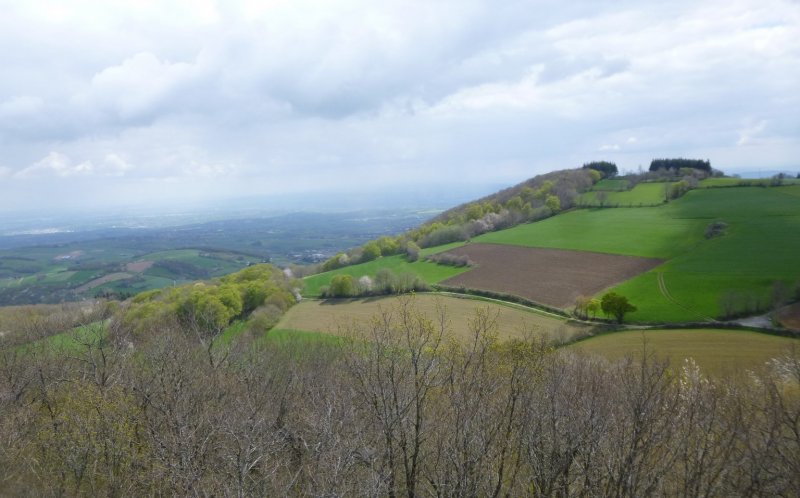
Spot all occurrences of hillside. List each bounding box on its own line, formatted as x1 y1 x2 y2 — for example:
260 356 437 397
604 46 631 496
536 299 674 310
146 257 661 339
302 174 800 325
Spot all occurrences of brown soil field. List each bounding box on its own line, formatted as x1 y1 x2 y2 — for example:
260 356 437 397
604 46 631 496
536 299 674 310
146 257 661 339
277 294 590 343
439 243 662 308
126 260 154 273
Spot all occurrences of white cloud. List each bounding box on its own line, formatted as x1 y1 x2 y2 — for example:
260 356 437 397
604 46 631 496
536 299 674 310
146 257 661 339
599 144 620 151
737 120 768 146
15 151 133 179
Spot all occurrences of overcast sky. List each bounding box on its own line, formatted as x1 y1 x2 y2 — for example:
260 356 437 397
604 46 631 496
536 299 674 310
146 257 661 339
1 0 798 213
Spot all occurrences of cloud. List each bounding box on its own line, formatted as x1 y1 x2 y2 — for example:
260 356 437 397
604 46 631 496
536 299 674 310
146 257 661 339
15 152 133 179
0 0 799 211
737 120 768 146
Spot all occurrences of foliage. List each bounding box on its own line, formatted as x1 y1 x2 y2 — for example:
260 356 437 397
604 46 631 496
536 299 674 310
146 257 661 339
545 194 561 212
600 292 637 323
2 300 798 496
573 295 601 319
704 221 728 239
582 161 618 177
116 263 297 338
418 224 469 248
426 252 473 267
650 158 711 172
360 241 381 262
405 241 420 262
327 274 357 297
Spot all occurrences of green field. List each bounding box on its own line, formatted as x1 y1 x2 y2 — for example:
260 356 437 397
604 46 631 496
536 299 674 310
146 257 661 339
475 205 704 259
592 179 630 191
579 182 667 207
301 245 468 297
700 177 800 188
569 328 798 375
277 294 589 342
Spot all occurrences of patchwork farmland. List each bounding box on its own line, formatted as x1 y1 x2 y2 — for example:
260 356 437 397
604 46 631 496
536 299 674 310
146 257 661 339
438 243 661 308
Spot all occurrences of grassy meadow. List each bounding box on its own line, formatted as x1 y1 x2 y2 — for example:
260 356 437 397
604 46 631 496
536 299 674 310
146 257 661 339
578 182 668 207
277 294 589 343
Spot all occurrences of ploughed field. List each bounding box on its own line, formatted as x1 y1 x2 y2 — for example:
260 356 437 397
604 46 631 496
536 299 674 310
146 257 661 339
439 243 662 308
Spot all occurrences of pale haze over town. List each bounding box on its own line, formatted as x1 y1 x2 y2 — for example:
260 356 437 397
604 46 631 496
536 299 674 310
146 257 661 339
0 0 798 213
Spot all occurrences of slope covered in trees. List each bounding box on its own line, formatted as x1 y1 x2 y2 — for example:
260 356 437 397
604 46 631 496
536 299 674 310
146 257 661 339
1 296 798 495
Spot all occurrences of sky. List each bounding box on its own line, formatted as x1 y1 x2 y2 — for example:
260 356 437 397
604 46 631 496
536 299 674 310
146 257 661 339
0 0 798 213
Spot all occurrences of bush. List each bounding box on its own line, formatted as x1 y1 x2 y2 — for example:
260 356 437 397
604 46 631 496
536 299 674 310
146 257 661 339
418 225 469 248
245 304 283 335
427 253 473 267
326 274 357 297
405 241 420 262
704 221 728 239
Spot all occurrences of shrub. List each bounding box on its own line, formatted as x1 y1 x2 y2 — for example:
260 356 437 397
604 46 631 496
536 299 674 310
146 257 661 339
405 241 420 262
419 225 469 248
326 274 357 298
704 221 728 239
427 253 473 267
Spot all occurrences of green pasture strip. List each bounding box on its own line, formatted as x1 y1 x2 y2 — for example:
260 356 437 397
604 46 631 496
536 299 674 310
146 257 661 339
578 182 667 207
475 206 704 258
301 255 469 297
568 328 798 375
700 178 800 188
591 179 630 191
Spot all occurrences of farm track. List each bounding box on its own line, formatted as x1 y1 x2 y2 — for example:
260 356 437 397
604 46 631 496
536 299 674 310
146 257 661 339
656 272 716 322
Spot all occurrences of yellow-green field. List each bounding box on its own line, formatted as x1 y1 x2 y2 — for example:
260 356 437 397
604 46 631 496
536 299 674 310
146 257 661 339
277 294 589 343
569 329 798 375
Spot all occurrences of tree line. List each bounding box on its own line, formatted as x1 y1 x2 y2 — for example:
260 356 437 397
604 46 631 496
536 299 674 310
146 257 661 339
650 158 711 173
0 297 797 496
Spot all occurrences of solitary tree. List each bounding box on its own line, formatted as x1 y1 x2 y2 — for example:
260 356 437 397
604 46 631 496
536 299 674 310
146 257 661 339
601 292 637 323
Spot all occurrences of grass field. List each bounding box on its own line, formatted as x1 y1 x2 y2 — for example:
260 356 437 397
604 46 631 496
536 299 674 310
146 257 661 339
475 205 704 259
301 250 469 297
700 177 800 188
569 328 798 375
592 179 630 191
277 294 589 343
578 182 667 207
